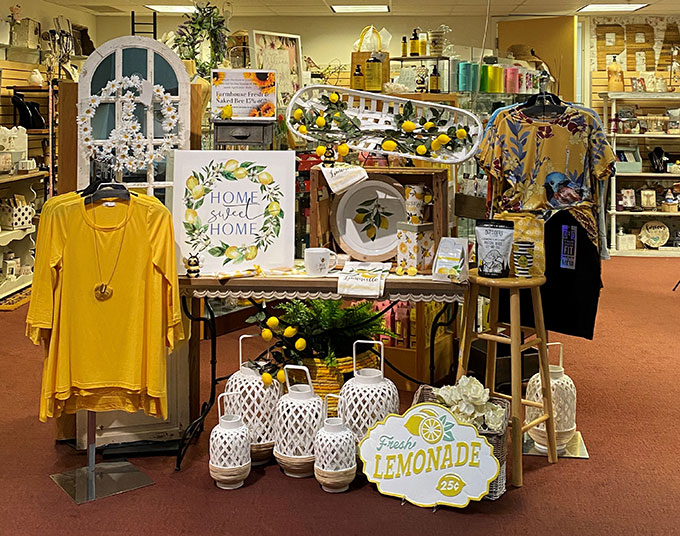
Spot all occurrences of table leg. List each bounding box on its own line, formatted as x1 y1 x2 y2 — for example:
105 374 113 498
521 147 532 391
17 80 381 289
509 288 523 487
176 297 219 471
456 283 479 381
485 287 499 392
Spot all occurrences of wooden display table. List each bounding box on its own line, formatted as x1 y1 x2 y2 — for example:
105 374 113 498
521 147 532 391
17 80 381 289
176 273 465 469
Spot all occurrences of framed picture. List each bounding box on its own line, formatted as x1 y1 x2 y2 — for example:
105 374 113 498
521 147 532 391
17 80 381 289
172 150 295 275
211 69 276 121
249 30 303 105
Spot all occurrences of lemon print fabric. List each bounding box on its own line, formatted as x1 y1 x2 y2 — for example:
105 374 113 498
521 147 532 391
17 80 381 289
354 196 394 242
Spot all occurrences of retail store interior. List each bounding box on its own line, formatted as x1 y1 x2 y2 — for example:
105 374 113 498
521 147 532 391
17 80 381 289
0 0 678 534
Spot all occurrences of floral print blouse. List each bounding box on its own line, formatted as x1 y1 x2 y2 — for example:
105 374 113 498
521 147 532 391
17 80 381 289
477 106 616 247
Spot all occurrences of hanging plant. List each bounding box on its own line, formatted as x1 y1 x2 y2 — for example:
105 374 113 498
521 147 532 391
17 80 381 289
173 2 229 77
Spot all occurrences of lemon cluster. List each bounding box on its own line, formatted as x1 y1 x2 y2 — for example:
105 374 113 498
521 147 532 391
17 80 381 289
259 316 307 385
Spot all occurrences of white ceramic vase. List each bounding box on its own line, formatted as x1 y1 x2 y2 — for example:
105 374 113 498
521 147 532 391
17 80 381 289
208 392 251 490
314 394 356 493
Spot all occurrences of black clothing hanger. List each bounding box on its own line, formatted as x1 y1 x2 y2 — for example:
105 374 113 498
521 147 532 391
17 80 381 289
84 181 131 204
519 70 566 118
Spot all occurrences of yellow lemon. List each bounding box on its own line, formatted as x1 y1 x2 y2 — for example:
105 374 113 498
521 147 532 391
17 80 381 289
407 267 418 276
316 145 327 157
354 213 367 224
334 112 341 118
276 369 286 384
261 372 273 386
416 144 427 155
315 116 326 128
224 159 239 172
402 121 417 133
329 92 339 103
191 184 205 200
298 125 308 135
220 104 233 119
366 226 377 240
423 121 435 130
258 171 274 185
437 134 451 144
295 338 307 351
379 215 389 230
225 246 240 259
293 108 303 121
431 139 441 152
185 176 199 190
184 209 198 224
411 215 421 224
245 246 258 260
283 326 298 338
233 167 248 179
396 266 405 276
266 316 279 329
456 128 467 140
261 328 273 342
337 143 349 157
267 201 281 217
382 140 397 151
404 414 424 435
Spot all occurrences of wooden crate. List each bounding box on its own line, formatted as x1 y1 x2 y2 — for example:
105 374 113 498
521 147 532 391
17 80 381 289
309 166 449 262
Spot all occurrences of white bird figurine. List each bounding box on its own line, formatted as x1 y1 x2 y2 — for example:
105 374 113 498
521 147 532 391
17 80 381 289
28 69 44 86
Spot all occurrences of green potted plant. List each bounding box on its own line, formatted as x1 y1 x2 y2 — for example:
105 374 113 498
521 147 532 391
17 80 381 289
247 299 394 410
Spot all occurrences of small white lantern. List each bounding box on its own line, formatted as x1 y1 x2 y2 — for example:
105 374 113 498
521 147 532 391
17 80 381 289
209 392 251 490
339 340 400 443
274 365 324 478
224 334 282 465
314 394 357 493
525 342 577 453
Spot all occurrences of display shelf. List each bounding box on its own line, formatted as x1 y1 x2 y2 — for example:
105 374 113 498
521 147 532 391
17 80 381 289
386 92 458 103
609 211 680 216
0 272 32 300
599 91 680 102
616 172 680 179
610 248 680 257
0 226 35 247
390 56 449 62
26 129 49 135
0 170 47 186
607 133 680 139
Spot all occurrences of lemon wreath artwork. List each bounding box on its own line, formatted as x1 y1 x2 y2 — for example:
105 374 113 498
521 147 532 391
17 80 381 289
172 150 295 274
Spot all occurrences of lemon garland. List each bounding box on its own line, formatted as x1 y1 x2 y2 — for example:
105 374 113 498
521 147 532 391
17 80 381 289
289 92 473 159
182 159 284 265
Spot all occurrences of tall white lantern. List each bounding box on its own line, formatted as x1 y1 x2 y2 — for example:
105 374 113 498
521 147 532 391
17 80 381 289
314 394 356 493
339 340 400 443
209 392 251 490
274 365 324 478
224 334 281 465
525 342 577 453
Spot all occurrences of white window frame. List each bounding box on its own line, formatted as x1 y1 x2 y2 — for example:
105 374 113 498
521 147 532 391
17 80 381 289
77 35 190 195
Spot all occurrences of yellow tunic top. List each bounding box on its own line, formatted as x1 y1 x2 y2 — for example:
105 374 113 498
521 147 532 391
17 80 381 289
27 193 184 421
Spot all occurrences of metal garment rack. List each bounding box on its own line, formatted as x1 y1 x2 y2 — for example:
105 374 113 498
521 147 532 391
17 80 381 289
174 296 459 470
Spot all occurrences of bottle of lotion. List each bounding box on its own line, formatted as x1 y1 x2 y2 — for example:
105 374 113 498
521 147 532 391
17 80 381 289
409 29 420 57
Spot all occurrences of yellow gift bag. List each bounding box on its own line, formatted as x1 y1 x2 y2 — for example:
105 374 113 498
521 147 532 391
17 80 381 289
494 212 545 276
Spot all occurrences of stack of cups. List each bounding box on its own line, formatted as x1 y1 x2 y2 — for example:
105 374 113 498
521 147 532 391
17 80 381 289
512 241 534 278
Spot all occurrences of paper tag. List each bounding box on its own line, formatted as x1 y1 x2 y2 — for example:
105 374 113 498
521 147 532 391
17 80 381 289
103 201 116 207
560 225 577 270
139 79 154 107
320 164 368 194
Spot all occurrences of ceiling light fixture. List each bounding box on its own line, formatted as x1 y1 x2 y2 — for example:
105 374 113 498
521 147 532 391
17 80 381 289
144 5 197 13
577 3 648 12
331 4 390 13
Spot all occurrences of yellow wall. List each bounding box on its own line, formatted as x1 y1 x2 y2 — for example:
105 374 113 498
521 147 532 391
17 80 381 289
497 16 577 102
96 15 495 65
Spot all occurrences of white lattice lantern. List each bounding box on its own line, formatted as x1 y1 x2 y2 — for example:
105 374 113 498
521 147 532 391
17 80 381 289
224 335 282 465
525 343 577 453
314 394 356 493
274 365 324 478
209 392 251 490
339 341 400 443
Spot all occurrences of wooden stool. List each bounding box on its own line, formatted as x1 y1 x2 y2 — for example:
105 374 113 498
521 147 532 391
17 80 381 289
456 268 557 487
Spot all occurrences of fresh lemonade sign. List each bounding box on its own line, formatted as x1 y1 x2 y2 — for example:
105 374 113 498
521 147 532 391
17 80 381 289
172 150 295 275
359 403 499 508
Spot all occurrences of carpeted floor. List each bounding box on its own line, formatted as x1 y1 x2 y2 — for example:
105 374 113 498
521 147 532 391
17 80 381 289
1 258 678 535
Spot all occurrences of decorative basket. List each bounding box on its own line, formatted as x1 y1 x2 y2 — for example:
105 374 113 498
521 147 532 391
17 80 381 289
286 85 482 164
303 351 378 416
338 340 400 444
224 334 282 465
314 394 357 493
411 384 509 501
208 392 251 490
274 365 324 478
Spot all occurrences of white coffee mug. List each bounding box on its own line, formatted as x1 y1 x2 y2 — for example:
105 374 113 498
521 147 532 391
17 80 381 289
304 247 337 276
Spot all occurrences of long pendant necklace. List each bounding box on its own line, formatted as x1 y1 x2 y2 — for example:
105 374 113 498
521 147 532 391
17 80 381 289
92 203 128 301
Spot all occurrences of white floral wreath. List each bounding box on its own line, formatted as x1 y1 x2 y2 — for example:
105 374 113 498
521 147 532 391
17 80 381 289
77 75 180 173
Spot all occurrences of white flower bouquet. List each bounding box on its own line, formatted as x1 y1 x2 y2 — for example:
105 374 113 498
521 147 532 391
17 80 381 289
434 376 506 433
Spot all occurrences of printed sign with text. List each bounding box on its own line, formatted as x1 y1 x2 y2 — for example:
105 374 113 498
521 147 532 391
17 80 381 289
211 69 276 120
